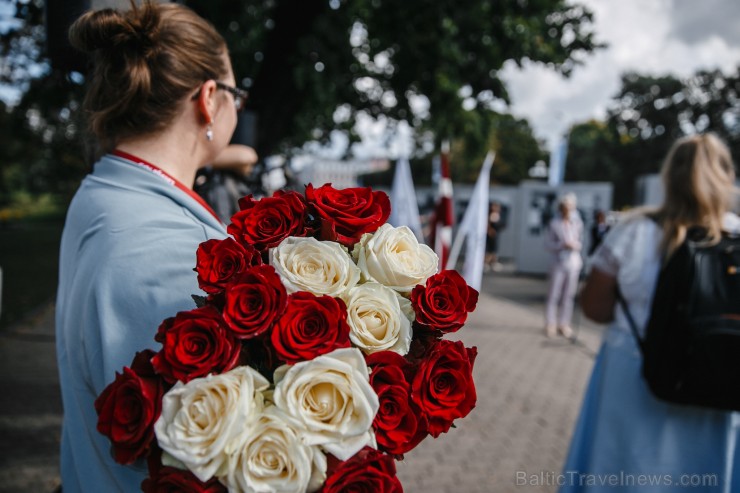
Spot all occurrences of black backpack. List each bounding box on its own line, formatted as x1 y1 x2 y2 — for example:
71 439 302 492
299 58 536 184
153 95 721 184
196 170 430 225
619 226 740 411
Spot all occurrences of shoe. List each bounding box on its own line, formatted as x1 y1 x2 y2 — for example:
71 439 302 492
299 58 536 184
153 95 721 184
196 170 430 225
544 325 557 338
492 262 503 272
558 326 574 338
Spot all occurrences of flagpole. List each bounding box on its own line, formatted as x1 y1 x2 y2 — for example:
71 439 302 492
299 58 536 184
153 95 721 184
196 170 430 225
432 140 454 271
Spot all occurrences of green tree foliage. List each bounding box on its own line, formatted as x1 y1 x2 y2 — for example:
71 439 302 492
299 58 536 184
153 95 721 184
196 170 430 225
566 67 739 207
0 0 88 205
363 112 547 187
564 119 627 202
564 120 620 181
607 72 694 201
1 0 601 203
363 111 546 189
0 72 87 205
186 0 602 157
609 69 739 156
487 113 549 184
0 0 45 91
450 112 548 184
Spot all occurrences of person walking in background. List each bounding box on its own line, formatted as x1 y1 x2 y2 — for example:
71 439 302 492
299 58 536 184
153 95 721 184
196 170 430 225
484 201 506 272
543 193 583 338
560 133 740 492
55 2 244 490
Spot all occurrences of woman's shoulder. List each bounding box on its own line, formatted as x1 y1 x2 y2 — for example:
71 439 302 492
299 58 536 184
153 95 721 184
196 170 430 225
596 211 660 258
608 211 658 237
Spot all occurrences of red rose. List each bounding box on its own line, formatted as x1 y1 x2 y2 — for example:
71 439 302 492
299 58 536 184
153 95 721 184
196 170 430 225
142 466 226 493
222 265 288 339
321 447 403 493
405 330 441 364
195 237 261 295
411 270 479 333
227 191 309 250
271 292 351 364
305 184 391 246
411 339 477 437
152 306 241 384
143 447 226 492
94 350 164 464
366 351 428 456
241 337 279 377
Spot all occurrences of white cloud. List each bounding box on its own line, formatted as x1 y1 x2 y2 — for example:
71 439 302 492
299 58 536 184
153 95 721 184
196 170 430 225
501 0 740 151
667 0 740 45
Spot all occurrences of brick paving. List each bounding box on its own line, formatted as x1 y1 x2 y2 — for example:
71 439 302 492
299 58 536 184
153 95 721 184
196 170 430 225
396 289 602 493
0 270 604 493
0 302 61 493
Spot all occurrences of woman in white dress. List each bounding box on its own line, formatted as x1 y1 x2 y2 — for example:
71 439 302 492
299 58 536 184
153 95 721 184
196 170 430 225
560 133 740 493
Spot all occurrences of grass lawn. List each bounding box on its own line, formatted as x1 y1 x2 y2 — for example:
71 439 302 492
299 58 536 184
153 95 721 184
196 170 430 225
0 220 65 329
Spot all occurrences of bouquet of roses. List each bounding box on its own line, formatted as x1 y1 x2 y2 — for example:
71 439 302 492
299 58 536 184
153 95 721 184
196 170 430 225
95 184 478 492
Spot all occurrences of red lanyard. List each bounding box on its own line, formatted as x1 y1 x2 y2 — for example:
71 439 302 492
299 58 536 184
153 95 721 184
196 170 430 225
111 149 223 224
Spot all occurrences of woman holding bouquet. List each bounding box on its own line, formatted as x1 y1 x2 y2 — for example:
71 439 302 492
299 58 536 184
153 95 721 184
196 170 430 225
55 2 245 490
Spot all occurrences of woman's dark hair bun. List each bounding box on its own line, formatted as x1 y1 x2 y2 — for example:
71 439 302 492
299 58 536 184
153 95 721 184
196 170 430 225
69 4 161 58
69 1 228 151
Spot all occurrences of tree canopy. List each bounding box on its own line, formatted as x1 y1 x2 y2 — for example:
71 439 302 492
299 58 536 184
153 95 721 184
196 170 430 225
186 0 602 158
0 0 602 204
566 66 740 207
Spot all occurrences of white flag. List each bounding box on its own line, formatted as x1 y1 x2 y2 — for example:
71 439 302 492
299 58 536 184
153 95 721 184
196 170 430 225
388 158 423 241
446 152 494 291
548 134 569 186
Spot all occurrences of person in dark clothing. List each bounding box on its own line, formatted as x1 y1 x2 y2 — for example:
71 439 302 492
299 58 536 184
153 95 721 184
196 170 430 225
589 210 610 255
485 202 506 272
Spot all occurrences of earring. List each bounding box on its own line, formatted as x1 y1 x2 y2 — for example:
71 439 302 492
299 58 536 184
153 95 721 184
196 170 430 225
206 123 213 141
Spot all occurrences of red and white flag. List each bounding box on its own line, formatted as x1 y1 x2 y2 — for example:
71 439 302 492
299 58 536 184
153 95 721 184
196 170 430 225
430 142 454 271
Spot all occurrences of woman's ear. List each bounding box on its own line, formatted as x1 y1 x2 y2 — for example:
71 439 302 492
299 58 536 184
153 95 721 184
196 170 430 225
197 80 218 124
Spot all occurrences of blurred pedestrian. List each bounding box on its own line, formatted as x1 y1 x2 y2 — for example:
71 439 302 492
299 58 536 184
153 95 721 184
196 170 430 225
194 143 259 222
561 133 740 492
543 193 583 338
55 2 243 489
484 201 505 272
588 209 609 255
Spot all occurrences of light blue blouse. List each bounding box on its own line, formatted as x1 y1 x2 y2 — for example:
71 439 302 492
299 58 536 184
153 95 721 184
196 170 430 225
55 154 227 492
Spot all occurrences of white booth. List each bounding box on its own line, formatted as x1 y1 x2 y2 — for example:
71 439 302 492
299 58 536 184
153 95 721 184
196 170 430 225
512 181 613 275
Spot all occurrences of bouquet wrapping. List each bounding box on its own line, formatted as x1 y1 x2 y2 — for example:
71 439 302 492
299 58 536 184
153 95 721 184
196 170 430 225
95 184 478 492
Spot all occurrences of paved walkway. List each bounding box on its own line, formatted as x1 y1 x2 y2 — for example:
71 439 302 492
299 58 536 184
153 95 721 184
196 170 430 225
396 272 603 493
0 269 604 493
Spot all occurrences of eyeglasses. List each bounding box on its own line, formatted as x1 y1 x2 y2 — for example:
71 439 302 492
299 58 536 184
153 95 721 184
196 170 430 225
215 81 249 112
192 81 249 112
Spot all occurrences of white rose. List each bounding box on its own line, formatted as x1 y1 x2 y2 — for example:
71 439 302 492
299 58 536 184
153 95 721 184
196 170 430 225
154 366 270 482
343 282 411 355
353 224 438 294
270 236 360 297
272 348 379 461
396 293 415 322
222 406 327 493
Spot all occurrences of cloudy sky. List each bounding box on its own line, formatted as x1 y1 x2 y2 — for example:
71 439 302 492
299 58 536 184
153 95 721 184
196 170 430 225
501 0 740 151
